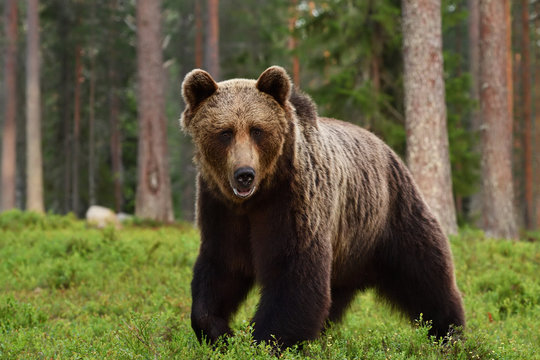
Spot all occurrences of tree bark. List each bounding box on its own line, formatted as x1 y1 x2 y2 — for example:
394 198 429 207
25 0 44 213
195 0 204 68
205 0 220 79
521 0 533 229
109 58 123 213
135 0 174 222
72 45 82 215
2 0 18 211
467 0 482 221
402 0 458 235
479 0 518 239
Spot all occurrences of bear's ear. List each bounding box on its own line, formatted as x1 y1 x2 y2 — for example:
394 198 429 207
256 66 291 106
182 69 218 109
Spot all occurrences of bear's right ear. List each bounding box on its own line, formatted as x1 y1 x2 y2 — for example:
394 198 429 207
182 69 218 109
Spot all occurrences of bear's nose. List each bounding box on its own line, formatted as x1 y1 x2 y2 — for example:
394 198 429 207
234 167 255 189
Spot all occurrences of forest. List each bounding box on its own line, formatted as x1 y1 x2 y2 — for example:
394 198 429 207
1 0 540 239
1 1 540 359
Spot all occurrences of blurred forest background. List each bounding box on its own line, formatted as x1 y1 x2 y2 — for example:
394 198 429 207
1 0 539 237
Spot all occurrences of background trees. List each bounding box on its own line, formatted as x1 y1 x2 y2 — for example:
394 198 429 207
1 0 18 211
0 0 538 236
402 0 457 235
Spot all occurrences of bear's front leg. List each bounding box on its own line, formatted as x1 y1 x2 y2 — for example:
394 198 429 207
191 183 254 345
191 255 253 344
250 233 332 348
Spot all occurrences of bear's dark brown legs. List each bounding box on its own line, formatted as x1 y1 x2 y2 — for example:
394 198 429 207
326 287 357 325
374 231 465 338
250 253 332 348
191 256 254 344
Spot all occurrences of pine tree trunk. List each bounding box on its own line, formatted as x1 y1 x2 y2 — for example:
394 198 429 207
195 0 204 68
72 45 82 215
89 49 96 207
205 0 220 79
402 0 458 235
467 0 482 221
135 0 174 222
25 0 44 213
109 65 123 213
521 0 533 230
479 0 518 239
2 0 18 211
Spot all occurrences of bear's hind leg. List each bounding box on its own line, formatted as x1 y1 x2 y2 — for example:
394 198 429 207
374 232 465 338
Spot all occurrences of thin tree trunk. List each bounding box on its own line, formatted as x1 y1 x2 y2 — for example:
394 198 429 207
535 1 540 229
467 0 482 221
288 0 300 86
89 48 96 206
2 0 18 211
195 0 203 68
135 0 174 222
402 0 458 235
25 0 44 213
479 0 518 239
521 0 533 229
59 14 72 213
72 45 82 215
109 66 123 213
205 0 220 79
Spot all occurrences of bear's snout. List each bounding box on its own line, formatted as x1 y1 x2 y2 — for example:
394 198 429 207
232 167 257 199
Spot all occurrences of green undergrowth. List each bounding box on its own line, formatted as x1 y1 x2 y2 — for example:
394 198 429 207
0 210 538 359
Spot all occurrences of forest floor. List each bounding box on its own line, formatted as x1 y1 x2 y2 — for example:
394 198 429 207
0 210 538 359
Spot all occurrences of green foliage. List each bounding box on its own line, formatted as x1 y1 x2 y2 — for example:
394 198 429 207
0 213 538 359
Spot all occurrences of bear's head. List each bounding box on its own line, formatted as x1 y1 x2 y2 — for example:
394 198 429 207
181 66 294 203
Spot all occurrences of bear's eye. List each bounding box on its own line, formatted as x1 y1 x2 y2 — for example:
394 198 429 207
219 130 233 142
250 128 263 139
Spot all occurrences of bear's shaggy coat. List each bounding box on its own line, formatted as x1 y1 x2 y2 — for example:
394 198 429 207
181 66 465 348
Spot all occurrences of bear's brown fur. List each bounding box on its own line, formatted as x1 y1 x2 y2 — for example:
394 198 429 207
181 66 465 348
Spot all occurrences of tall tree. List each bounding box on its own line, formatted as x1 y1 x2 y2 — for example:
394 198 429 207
521 0 533 230
2 0 18 211
72 45 82 215
402 0 457 235
135 0 174 222
195 0 203 68
205 0 220 79
25 0 44 212
478 0 518 239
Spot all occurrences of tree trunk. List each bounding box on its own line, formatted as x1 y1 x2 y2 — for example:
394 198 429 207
521 0 533 230
467 0 482 222
205 0 220 79
2 0 18 211
89 50 96 207
535 1 540 229
25 0 44 213
109 63 123 213
72 45 82 215
479 0 518 239
135 0 174 222
402 0 458 235
195 0 204 68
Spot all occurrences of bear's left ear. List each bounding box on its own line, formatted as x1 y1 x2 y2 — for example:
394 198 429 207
182 69 218 109
256 66 291 107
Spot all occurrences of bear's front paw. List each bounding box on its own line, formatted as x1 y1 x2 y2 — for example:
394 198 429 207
192 314 233 345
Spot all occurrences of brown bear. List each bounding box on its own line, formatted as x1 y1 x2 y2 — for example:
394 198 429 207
180 66 465 348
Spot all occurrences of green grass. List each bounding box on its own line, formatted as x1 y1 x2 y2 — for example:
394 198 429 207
0 210 538 359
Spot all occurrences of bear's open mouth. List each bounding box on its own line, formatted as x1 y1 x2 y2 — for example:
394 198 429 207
232 186 256 199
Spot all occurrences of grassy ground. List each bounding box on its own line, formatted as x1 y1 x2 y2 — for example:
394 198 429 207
0 210 538 359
